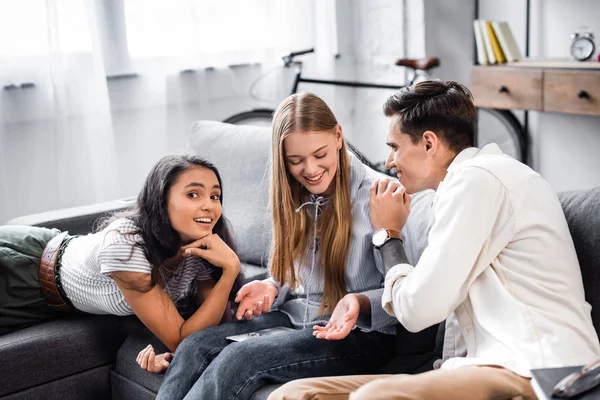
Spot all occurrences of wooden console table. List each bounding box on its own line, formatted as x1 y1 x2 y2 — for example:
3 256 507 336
470 60 600 116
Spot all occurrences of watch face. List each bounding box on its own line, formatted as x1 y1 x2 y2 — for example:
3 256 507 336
571 37 595 61
372 229 388 247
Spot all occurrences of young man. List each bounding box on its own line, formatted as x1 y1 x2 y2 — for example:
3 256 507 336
269 80 600 400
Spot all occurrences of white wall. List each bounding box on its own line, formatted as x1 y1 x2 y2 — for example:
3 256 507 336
428 0 600 192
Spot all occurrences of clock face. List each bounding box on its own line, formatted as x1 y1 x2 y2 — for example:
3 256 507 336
571 37 595 61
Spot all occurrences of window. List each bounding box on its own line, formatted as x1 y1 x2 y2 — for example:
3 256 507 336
0 0 91 57
123 0 315 69
0 0 316 81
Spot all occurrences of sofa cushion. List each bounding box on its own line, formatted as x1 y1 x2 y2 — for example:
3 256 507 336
558 187 600 335
115 328 281 399
242 261 269 283
187 121 272 267
3 365 113 400
115 329 166 394
0 314 141 397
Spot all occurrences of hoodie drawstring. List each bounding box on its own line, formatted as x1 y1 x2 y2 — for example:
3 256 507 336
295 195 329 327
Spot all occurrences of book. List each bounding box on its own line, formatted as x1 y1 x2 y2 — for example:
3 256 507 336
530 366 600 400
473 20 488 65
486 21 506 63
478 20 496 64
492 21 522 62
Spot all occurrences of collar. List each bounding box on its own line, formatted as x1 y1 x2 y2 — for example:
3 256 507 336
446 143 503 173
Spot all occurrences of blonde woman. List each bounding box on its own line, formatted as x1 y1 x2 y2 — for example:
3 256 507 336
144 93 432 400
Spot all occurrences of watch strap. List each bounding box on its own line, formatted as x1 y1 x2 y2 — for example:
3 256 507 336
386 229 402 241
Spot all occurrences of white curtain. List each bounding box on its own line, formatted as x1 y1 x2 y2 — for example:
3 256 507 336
0 0 117 224
0 0 322 224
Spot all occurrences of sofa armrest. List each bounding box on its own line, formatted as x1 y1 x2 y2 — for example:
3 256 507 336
5 197 137 235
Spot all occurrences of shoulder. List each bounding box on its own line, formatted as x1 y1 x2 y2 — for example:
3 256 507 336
443 163 507 198
453 152 538 192
348 153 380 198
101 218 143 247
97 219 152 273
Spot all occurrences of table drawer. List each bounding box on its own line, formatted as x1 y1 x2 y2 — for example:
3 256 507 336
543 70 600 116
471 66 543 110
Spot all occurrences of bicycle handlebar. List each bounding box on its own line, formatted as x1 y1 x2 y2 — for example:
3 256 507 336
289 48 315 57
282 48 315 66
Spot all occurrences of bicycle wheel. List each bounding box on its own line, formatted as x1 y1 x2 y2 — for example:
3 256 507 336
223 109 274 127
476 108 528 163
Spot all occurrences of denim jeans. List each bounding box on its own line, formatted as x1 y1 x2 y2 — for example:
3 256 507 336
157 311 396 400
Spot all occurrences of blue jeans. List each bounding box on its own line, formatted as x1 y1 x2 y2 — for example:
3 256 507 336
158 311 396 400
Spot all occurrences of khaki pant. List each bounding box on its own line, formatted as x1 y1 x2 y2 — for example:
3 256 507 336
0 226 60 335
268 366 538 400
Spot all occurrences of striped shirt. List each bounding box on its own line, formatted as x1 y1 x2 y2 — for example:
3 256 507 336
270 153 434 334
59 218 214 315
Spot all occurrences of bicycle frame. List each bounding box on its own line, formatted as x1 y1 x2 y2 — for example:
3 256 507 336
291 72 404 94
289 61 407 95
225 50 528 164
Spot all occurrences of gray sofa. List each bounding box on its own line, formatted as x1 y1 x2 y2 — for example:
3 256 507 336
2 121 599 399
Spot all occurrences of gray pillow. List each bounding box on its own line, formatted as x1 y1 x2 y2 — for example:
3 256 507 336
186 121 272 267
558 187 600 336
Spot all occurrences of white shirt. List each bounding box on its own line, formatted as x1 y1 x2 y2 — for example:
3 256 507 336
382 144 600 377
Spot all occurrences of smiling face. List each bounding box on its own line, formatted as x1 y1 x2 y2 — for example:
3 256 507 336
385 114 435 194
283 127 342 196
166 165 222 244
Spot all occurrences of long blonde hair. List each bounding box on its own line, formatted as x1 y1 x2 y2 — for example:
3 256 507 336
270 92 353 312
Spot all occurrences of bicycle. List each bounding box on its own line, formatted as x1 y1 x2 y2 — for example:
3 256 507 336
224 49 528 173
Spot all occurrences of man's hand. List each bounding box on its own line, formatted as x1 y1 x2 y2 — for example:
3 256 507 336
234 280 279 320
369 178 411 232
136 344 173 374
313 294 362 340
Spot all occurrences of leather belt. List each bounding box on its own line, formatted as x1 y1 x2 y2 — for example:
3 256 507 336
39 231 75 312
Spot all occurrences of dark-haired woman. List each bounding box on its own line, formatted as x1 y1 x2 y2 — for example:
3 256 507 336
0 155 242 368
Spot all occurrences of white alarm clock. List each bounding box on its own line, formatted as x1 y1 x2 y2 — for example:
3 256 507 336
570 28 595 61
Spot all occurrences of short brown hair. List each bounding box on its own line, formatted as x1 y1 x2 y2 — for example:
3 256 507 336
383 80 476 152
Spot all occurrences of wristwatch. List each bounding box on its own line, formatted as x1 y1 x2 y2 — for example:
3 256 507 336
372 228 402 249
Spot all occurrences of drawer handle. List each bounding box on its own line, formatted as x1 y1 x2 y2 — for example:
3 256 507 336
498 85 509 93
577 90 589 99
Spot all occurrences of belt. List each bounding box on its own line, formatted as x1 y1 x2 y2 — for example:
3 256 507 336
39 231 75 312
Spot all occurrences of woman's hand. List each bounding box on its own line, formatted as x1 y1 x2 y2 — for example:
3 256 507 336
182 234 240 278
234 280 279 320
313 293 362 340
136 344 173 374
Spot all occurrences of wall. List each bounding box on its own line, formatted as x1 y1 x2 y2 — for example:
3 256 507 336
426 0 600 192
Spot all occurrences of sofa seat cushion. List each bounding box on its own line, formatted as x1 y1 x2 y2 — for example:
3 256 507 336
0 314 141 397
242 261 269 283
115 329 283 399
115 329 166 393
